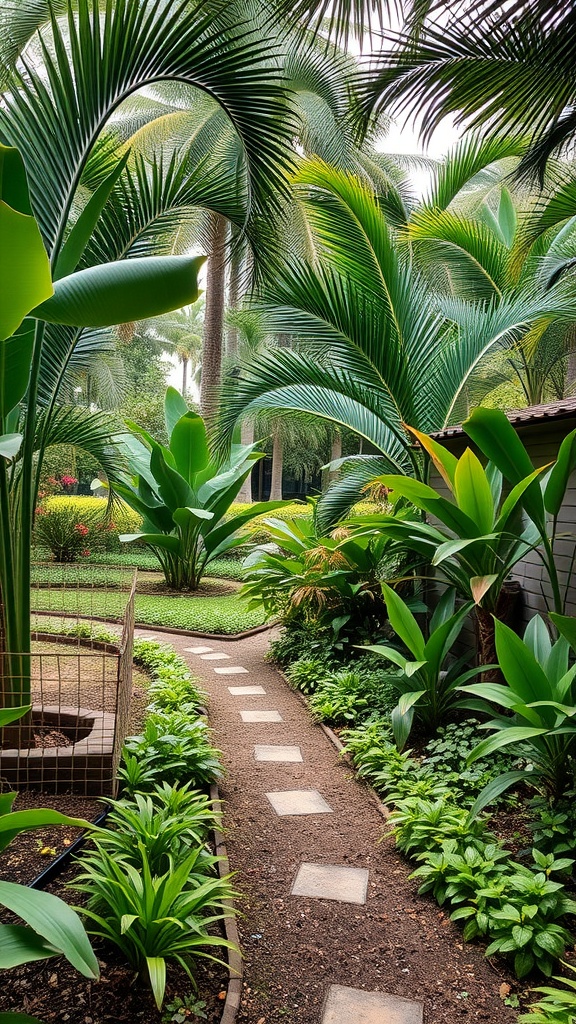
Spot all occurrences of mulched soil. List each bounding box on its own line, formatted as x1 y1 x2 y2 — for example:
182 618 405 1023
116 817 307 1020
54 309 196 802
0 796 229 1023
166 628 526 1024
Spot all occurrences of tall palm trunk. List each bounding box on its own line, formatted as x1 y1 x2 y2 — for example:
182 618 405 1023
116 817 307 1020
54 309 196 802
269 426 284 500
200 212 228 424
226 227 243 358
182 357 188 396
237 420 255 502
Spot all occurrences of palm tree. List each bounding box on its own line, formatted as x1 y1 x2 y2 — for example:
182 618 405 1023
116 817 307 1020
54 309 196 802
363 1 576 181
216 150 576 529
0 0 297 692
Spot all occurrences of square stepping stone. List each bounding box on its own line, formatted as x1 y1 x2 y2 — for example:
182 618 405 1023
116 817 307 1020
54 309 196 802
254 744 303 763
214 665 248 675
200 652 230 661
291 863 368 905
241 710 283 723
228 685 267 695
184 645 213 654
265 790 333 816
322 985 423 1024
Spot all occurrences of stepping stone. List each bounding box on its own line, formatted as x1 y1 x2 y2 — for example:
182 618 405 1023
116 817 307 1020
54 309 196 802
291 863 368 905
214 665 248 675
138 634 158 640
255 744 303 763
184 645 213 654
266 790 333 816
200 652 230 661
322 985 423 1024
241 710 283 723
228 685 267 695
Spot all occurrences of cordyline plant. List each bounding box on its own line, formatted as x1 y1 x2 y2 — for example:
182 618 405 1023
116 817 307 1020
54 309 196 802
115 389 287 590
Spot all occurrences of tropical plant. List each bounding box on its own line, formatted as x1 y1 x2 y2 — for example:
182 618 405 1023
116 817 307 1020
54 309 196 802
365 0 576 181
216 147 576 530
365 409 576 667
74 844 235 1010
241 506 410 648
0 0 296 713
461 616 576 815
91 789 219 878
121 713 222 795
364 585 483 747
116 388 287 589
307 667 398 725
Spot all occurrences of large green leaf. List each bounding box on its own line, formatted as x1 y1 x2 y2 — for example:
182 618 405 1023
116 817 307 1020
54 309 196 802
453 448 494 533
150 445 193 513
0 924 56 969
169 413 209 482
495 618 552 705
0 881 99 978
164 387 189 440
0 145 52 342
0 434 22 460
550 612 576 652
381 583 425 660
146 955 167 1011
544 429 576 516
0 809 92 853
0 705 30 729
468 770 533 820
0 319 34 420
32 256 205 328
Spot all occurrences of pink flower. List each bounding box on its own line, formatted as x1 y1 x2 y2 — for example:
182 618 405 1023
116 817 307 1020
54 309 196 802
74 523 90 536
81 549 91 557
61 475 78 487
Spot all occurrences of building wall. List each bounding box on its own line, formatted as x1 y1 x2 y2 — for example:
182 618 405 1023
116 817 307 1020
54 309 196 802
429 419 576 633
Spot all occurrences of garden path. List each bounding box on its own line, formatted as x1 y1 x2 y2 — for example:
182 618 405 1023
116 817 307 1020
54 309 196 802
136 627 518 1024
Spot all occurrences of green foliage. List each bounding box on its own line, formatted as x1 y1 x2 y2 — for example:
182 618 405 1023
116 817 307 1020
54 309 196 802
117 389 288 590
30 587 266 634
35 497 142 560
162 995 208 1022
285 656 333 695
422 721 521 803
389 795 576 979
242 508 408 652
365 586 481 747
121 715 222 795
461 616 576 814
74 843 234 1010
307 668 399 726
520 963 576 1023
267 620 337 667
527 797 576 860
92 787 219 878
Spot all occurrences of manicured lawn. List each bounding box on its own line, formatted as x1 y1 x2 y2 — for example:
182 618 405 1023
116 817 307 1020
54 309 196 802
32 549 245 580
31 587 265 633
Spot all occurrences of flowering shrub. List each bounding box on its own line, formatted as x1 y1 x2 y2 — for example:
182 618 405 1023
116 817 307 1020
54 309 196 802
34 497 142 561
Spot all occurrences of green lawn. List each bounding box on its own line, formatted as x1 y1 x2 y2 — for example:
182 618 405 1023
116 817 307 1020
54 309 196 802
32 549 245 580
31 588 265 634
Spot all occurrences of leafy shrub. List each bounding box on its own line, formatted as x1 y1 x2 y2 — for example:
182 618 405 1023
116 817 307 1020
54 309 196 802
308 668 399 726
267 620 337 667
528 796 576 860
93 787 219 876
121 713 222 794
74 844 234 1009
422 720 521 803
285 656 332 694
520 963 576 1022
35 495 141 560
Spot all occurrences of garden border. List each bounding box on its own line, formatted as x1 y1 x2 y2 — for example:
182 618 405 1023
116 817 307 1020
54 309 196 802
34 608 275 641
210 782 243 1024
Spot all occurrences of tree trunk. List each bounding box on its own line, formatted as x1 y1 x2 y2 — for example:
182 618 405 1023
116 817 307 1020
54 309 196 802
182 357 188 396
475 580 523 682
269 427 284 501
237 420 255 503
226 228 243 358
200 212 228 425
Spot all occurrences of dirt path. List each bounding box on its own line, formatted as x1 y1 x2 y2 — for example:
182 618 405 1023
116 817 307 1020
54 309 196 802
148 628 518 1024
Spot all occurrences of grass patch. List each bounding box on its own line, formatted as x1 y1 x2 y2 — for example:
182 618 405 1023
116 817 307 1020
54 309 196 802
32 548 245 580
31 588 266 634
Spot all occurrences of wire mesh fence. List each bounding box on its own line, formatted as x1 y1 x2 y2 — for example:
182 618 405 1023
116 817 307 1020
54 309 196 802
0 570 137 796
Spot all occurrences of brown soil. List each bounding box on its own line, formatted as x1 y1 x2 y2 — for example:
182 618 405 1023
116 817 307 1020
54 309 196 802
163 629 523 1024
